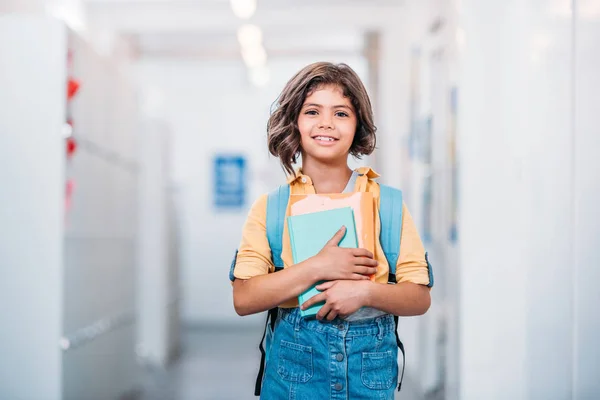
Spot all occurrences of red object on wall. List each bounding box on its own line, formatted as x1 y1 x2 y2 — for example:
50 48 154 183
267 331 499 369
67 78 80 100
66 137 77 158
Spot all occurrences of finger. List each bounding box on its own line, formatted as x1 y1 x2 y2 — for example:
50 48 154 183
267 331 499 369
325 226 346 247
354 257 378 267
326 309 338 321
354 266 377 276
352 248 374 259
301 292 327 311
349 273 371 280
316 281 335 291
316 303 332 321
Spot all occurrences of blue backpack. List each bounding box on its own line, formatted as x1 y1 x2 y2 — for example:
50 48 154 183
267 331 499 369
231 182 423 395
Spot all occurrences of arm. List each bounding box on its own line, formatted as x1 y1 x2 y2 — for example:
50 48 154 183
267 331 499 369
301 280 430 320
233 225 377 316
364 281 430 316
302 203 433 320
368 203 432 315
233 260 318 316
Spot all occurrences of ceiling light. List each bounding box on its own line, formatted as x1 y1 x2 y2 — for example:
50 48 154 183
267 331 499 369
237 24 263 48
230 0 257 20
241 46 267 68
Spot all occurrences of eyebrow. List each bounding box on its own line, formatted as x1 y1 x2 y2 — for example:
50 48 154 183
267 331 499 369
302 103 352 110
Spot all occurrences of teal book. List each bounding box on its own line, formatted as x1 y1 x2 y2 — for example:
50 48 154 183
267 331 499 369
286 207 358 318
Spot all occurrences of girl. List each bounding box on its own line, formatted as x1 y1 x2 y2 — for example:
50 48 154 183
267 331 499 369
231 62 432 399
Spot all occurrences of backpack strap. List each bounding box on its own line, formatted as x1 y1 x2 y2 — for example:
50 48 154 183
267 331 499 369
229 184 289 282
378 183 405 392
378 184 403 281
254 307 278 396
266 184 290 270
255 184 290 395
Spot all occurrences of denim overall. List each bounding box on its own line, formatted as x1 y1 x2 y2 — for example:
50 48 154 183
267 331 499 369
260 307 399 400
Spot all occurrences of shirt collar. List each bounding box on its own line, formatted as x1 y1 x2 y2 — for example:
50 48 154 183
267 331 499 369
355 166 380 179
286 169 310 184
286 166 380 185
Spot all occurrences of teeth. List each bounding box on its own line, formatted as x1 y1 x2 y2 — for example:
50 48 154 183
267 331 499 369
315 136 334 142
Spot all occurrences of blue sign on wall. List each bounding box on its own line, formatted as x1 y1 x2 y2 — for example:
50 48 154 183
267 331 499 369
214 155 246 209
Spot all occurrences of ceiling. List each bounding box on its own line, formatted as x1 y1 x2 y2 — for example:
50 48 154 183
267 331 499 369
84 0 404 59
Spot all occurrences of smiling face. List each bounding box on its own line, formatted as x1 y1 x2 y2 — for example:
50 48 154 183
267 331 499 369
297 84 357 166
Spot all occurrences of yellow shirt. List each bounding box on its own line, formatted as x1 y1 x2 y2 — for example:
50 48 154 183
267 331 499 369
233 166 431 308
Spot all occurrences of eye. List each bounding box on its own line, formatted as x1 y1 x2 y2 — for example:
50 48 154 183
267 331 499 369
304 109 318 115
335 111 349 117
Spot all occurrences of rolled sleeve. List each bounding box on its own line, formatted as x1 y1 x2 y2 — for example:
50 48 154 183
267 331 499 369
232 194 274 280
396 204 433 287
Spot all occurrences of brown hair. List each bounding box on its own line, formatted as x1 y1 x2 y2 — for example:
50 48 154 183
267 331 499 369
267 62 377 175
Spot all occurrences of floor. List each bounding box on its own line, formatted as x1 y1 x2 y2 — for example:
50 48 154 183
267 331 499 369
138 325 432 400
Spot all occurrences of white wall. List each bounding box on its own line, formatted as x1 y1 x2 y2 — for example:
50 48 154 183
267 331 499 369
573 2 600 396
457 1 600 399
0 0 46 13
0 15 66 400
135 55 369 325
63 29 139 400
0 14 140 400
137 120 180 366
397 1 600 399
0 0 86 33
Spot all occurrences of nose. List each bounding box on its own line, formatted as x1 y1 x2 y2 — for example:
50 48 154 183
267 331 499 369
318 114 334 130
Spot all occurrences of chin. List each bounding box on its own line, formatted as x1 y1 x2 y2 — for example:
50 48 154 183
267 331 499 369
306 150 348 165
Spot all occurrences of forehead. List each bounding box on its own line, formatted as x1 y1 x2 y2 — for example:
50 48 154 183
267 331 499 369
303 84 351 105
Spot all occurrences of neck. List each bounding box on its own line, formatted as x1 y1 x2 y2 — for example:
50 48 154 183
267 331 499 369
301 156 353 194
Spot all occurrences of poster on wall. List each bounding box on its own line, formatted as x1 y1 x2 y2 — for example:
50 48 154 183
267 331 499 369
213 154 246 209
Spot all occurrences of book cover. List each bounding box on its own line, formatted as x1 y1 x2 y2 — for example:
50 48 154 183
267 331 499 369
289 192 376 280
287 207 358 318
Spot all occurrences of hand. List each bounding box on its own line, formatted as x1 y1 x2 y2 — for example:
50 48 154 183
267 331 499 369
307 226 378 282
301 280 372 321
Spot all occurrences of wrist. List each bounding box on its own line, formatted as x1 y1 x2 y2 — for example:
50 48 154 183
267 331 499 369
301 258 323 283
362 280 376 308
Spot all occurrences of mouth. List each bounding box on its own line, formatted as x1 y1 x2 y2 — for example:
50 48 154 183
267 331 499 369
312 135 339 143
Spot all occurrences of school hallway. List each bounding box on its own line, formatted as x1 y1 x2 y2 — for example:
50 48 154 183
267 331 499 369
137 326 434 400
2 1 600 400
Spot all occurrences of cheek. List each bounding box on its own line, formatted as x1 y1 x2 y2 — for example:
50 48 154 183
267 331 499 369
297 118 315 151
340 121 358 142
297 116 312 137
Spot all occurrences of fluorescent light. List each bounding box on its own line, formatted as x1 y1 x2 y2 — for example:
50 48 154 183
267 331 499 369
230 0 257 20
241 45 267 68
237 24 263 48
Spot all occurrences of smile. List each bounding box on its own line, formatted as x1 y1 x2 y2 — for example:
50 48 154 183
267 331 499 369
313 136 338 142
